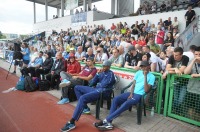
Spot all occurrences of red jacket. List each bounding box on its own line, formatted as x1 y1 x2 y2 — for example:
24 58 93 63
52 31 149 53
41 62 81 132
67 60 81 74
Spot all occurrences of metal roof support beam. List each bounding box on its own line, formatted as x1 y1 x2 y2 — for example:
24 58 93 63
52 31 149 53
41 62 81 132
115 0 119 15
33 2 36 23
45 0 48 21
57 8 60 17
83 0 87 12
61 0 64 17
111 0 115 15
88 0 92 11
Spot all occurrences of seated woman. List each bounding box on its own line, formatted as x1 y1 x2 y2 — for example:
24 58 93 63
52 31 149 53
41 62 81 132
35 52 54 79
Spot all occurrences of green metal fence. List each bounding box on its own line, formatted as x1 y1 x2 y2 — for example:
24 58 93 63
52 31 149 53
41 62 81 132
165 74 200 126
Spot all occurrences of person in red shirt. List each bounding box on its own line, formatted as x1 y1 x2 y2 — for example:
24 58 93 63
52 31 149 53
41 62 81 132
67 53 81 75
58 57 97 104
130 37 137 46
137 36 147 47
110 23 117 31
156 25 165 50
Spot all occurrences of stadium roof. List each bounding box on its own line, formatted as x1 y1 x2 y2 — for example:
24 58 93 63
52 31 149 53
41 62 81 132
26 0 102 9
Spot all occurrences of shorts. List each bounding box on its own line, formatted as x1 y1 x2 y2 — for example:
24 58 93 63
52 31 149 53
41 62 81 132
23 60 30 65
14 60 23 66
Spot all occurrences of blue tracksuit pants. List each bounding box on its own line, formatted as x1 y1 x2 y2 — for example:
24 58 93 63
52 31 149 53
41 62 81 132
72 85 111 121
106 92 142 122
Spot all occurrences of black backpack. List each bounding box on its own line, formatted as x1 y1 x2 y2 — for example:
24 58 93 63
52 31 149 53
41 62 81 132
38 80 50 91
24 76 38 92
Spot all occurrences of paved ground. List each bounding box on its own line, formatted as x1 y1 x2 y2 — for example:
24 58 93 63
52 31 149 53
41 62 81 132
0 67 124 132
0 59 199 132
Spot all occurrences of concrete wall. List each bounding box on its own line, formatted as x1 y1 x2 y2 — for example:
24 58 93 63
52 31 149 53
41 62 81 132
93 11 115 21
33 8 200 34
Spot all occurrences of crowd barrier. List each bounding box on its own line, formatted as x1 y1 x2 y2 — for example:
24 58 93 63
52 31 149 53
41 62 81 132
164 74 200 127
0 49 199 126
0 49 14 63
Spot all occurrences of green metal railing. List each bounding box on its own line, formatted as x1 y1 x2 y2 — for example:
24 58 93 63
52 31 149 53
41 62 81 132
164 74 200 126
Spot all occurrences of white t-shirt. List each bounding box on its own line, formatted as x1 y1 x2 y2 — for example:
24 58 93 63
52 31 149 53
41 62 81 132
172 21 179 28
120 41 131 55
150 51 161 72
75 51 86 59
96 53 108 62
183 51 194 64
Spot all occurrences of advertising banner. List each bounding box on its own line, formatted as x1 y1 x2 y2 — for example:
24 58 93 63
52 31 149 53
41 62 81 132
71 12 87 26
174 16 199 51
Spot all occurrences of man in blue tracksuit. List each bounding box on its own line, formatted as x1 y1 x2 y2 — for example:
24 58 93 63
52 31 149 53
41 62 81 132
94 61 155 130
60 60 116 132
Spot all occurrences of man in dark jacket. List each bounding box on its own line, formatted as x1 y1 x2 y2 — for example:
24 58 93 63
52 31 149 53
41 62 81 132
60 60 116 132
46 52 65 89
35 52 54 78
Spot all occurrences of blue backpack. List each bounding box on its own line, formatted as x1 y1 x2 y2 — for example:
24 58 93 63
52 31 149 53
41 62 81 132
16 76 25 91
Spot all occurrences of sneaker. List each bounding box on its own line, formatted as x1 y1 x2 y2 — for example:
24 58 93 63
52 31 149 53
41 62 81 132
98 122 113 130
60 122 75 132
93 120 103 128
11 71 16 74
82 107 90 114
57 98 70 105
59 79 71 88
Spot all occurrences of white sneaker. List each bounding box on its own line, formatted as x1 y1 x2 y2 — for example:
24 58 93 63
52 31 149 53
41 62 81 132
59 79 71 88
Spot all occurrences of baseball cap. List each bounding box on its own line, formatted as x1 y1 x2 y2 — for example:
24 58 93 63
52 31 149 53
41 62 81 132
70 48 75 51
128 45 135 52
140 61 150 67
102 60 112 67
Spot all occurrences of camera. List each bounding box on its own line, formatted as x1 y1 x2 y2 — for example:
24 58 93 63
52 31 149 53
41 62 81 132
97 50 100 53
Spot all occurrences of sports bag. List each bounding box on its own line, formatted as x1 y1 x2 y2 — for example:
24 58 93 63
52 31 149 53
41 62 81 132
38 80 50 91
24 76 38 92
16 76 25 91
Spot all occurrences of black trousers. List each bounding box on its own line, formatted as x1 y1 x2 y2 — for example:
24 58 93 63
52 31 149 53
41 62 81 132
186 20 191 27
46 73 60 89
35 68 50 78
21 67 36 77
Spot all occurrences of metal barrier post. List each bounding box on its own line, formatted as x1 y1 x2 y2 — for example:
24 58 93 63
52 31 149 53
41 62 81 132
164 74 171 116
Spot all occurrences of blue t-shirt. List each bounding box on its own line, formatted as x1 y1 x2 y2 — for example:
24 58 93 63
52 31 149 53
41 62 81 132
133 70 155 95
22 48 30 60
34 57 43 66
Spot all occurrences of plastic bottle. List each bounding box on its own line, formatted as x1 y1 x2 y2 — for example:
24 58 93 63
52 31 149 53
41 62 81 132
151 107 154 117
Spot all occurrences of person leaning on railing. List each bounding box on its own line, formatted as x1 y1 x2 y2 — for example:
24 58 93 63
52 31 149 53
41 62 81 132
183 46 200 120
163 47 189 112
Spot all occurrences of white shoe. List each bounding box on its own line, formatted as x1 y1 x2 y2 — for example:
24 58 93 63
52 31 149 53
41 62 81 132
59 79 71 88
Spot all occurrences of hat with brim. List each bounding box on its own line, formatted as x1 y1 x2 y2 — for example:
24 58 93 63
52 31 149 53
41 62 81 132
140 61 150 67
102 60 112 67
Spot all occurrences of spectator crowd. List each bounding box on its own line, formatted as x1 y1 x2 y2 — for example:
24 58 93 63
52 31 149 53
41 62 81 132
1 4 199 132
